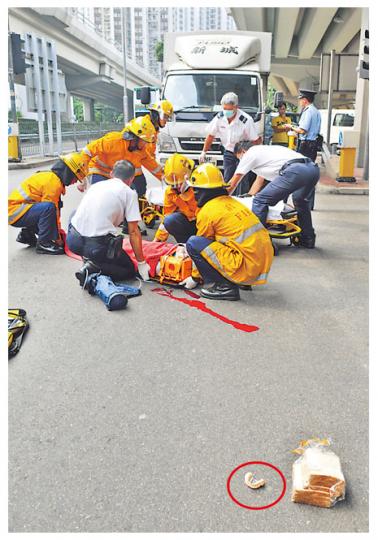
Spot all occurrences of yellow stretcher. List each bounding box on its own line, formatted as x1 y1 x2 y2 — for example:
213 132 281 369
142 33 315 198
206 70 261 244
143 187 302 245
265 206 302 246
138 195 164 229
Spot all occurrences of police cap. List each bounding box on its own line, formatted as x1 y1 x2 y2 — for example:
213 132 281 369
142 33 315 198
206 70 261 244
298 89 317 100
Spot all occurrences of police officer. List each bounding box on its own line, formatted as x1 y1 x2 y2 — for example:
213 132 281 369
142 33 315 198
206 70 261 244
186 163 273 301
285 89 321 209
199 92 261 196
230 141 320 248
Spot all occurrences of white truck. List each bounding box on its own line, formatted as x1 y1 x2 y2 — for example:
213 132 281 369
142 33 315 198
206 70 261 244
157 31 272 168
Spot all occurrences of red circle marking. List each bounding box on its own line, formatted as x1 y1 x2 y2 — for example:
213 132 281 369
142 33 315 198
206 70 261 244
226 461 287 510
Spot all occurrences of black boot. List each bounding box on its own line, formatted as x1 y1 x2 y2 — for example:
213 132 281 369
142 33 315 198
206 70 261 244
297 234 316 249
200 283 240 301
75 260 101 287
16 228 37 246
239 284 252 291
35 240 64 255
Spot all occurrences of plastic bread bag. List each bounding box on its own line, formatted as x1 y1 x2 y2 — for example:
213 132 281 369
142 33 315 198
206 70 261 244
291 438 346 508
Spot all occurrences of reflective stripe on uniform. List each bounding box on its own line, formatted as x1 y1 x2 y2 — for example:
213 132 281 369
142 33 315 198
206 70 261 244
8 203 32 224
82 147 92 157
218 222 265 245
202 245 224 272
251 272 269 284
202 240 269 286
95 158 112 171
134 167 142 175
17 187 35 203
151 166 162 174
88 167 111 177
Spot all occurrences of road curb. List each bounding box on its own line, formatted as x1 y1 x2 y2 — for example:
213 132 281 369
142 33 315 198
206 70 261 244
317 183 369 195
8 158 58 170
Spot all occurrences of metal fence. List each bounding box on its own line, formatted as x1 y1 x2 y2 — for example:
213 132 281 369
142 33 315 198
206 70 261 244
18 119 124 157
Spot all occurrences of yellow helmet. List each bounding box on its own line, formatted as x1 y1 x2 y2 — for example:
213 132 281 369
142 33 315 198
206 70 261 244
164 153 195 188
149 100 174 120
60 152 88 181
188 163 227 189
124 115 156 143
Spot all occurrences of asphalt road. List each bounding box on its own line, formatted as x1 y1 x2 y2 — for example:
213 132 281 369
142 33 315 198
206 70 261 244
8 167 369 532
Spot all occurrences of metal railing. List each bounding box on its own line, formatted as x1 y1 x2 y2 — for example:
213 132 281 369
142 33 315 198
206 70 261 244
18 119 124 157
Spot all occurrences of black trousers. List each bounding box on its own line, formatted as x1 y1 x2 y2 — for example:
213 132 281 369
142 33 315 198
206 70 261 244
66 224 136 281
298 140 318 209
131 174 147 198
223 150 256 195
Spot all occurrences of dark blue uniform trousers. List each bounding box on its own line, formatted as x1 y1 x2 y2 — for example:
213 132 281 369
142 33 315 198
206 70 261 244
186 236 231 285
164 212 197 243
252 161 320 239
12 202 58 242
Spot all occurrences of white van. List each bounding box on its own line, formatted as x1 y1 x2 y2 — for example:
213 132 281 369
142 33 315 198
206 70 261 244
319 109 355 151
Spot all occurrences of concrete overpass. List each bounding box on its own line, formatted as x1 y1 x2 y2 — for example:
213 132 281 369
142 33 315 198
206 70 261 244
8 7 160 119
229 6 368 170
229 6 362 107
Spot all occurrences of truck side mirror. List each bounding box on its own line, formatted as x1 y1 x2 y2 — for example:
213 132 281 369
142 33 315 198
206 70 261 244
273 91 284 108
264 106 272 115
140 86 152 105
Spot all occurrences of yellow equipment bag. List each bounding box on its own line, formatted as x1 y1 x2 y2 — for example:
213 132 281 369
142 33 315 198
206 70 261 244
8 308 29 358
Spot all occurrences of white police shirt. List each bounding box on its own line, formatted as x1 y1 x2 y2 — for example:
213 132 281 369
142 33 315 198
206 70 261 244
235 145 307 181
206 109 259 152
71 178 141 237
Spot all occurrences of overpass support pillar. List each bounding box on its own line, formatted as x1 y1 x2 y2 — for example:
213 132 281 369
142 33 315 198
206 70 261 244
355 8 369 169
83 98 96 122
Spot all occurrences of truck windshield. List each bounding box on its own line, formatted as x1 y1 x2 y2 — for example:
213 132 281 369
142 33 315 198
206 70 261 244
163 73 260 112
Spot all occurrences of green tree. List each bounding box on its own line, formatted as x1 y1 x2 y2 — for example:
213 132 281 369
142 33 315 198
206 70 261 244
266 84 277 109
73 97 84 122
155 40 164 63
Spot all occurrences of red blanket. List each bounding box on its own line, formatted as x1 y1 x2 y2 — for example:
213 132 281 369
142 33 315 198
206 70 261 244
60 230 175 277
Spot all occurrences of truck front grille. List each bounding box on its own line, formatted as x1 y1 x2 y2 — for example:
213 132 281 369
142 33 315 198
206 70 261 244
178 137 222 153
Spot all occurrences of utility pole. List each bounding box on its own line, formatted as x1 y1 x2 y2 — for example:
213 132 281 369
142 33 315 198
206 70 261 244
8 29 17 124
122 7 129 124
326 49 335 147
8 23 21 161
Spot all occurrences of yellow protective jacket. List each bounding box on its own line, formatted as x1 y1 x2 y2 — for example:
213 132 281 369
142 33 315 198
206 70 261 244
195 196 273 286
81 131 163 180
8 171 65 229
154 187 198 242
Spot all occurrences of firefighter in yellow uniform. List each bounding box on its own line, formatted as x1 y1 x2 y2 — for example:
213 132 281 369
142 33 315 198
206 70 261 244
154 153 198 243
8 153 87 255
81 115 163 194
185 163 274 301
147 100 174 155
139 100 174 196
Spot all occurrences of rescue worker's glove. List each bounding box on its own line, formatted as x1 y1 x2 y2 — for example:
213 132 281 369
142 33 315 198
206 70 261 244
179 276 198 289
199 151 207 164
137 261 151 281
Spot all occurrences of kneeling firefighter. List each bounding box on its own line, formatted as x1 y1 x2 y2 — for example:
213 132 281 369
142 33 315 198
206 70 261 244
186 163 274 301
8 153 87 255
154 153 198 243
